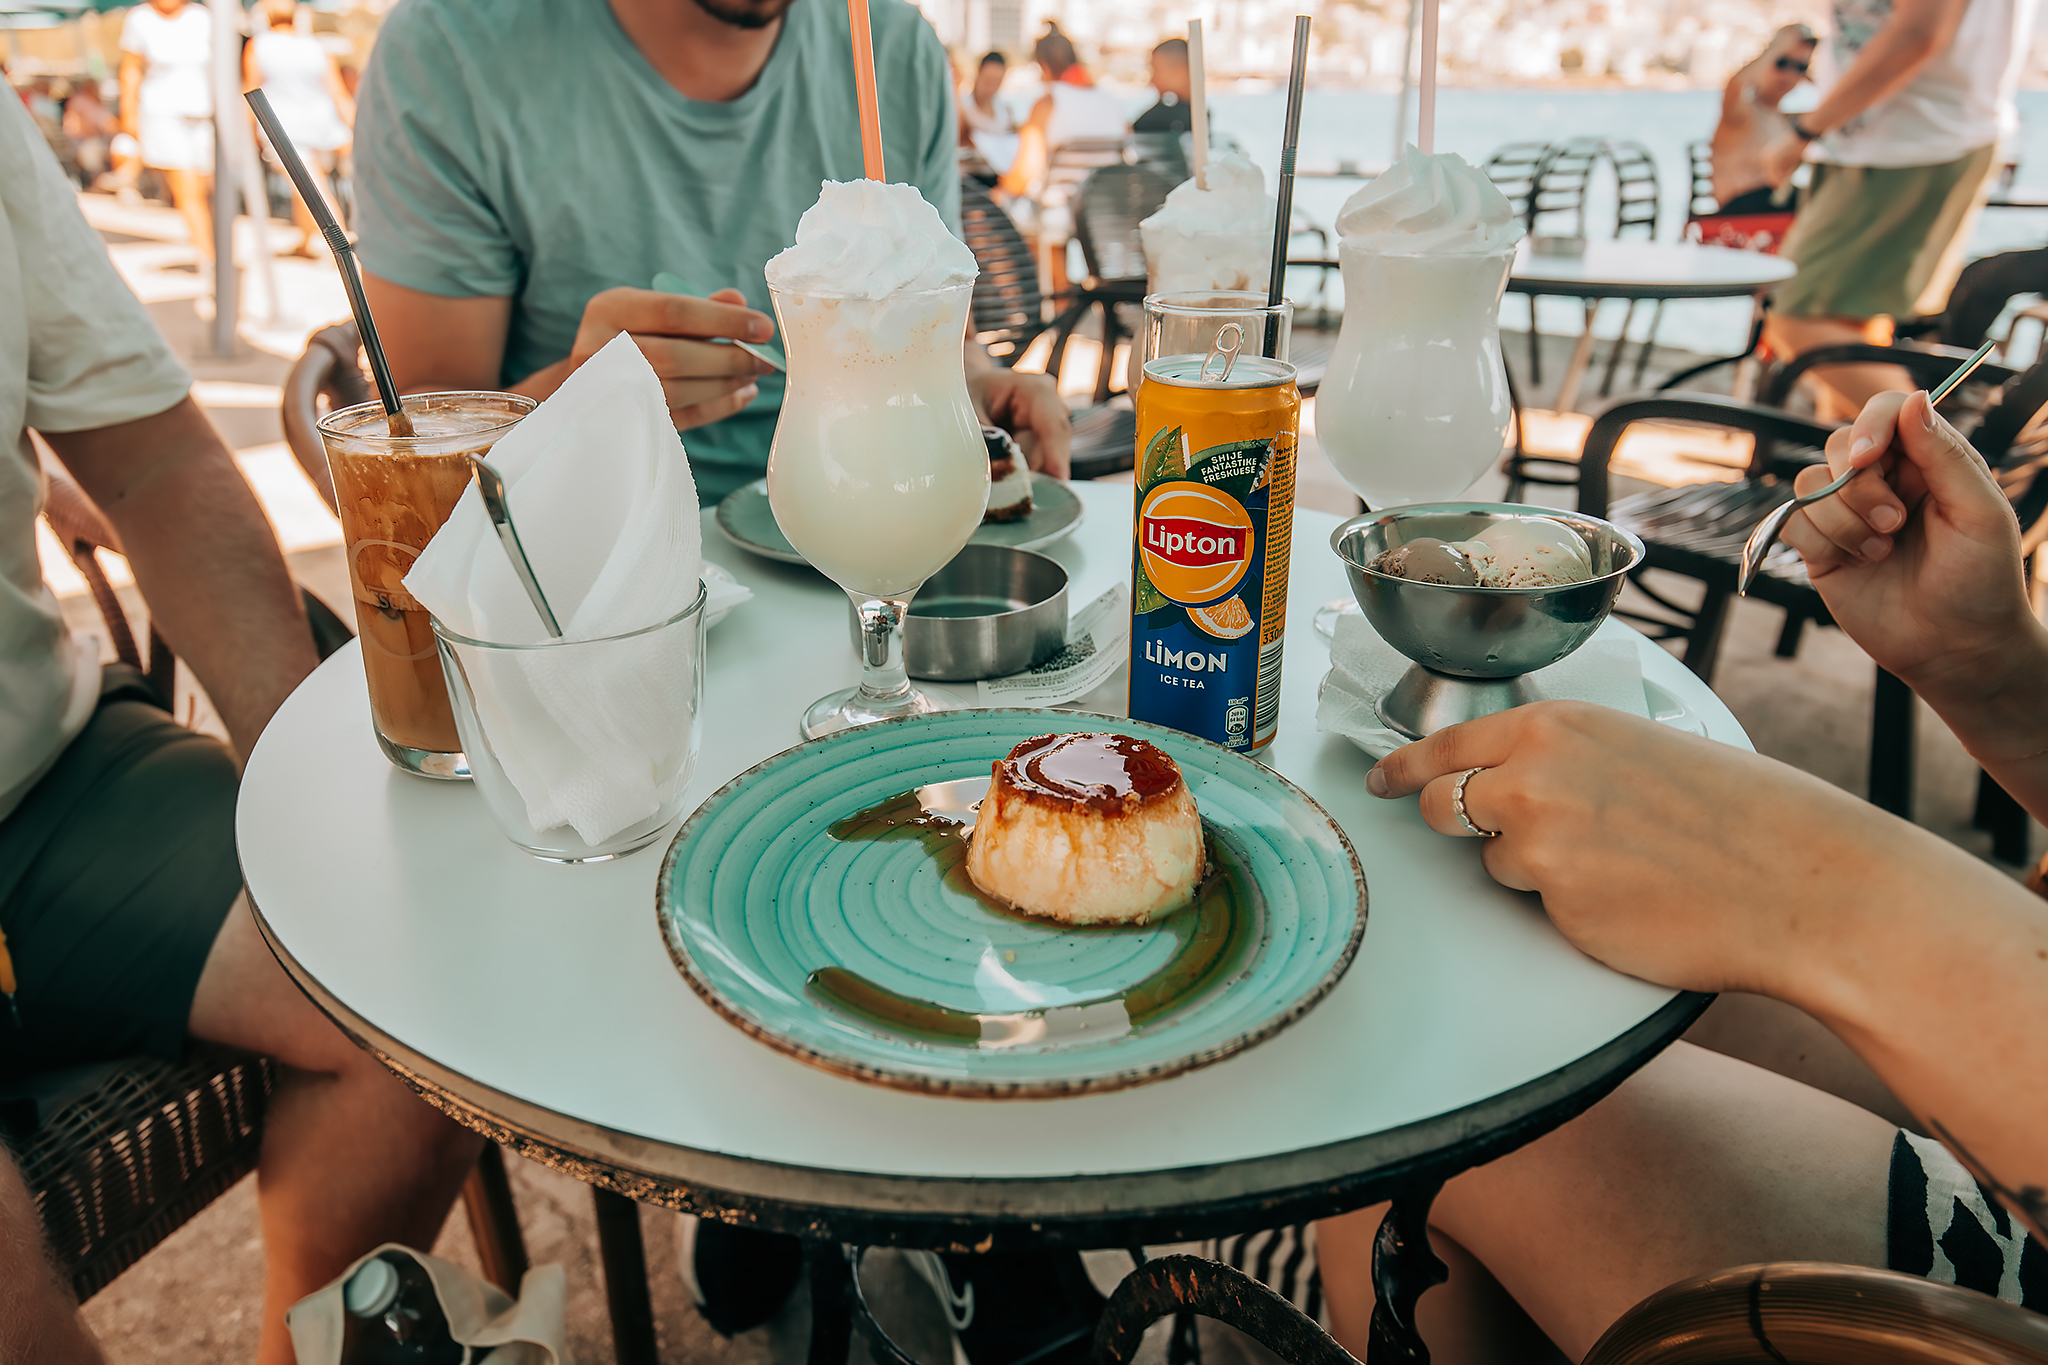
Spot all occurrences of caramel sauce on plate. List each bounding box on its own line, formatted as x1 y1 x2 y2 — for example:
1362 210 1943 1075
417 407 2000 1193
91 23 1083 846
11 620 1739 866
808 775 1259 1049
1000 732 1183 815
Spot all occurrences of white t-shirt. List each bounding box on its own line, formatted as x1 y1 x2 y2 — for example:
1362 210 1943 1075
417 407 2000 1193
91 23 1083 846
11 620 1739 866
0 97 192 819
120 3 214 120
1817 0 2038 167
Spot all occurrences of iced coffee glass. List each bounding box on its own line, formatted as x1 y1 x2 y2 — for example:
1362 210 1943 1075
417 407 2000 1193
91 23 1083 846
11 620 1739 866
318 392 535 778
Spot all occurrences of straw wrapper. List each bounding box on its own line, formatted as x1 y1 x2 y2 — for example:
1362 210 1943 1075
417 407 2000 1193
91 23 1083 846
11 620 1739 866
406 335 735 844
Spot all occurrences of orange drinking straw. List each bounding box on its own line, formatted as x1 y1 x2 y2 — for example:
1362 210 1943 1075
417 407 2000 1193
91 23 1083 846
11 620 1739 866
846 0 886 181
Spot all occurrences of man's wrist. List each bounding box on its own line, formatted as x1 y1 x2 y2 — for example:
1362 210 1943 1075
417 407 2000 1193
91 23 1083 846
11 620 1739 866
1911 619 2048 764
1788 114 1822 141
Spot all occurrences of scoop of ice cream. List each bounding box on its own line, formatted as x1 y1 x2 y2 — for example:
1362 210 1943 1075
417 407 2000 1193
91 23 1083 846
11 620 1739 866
1368 537 1480 586
1336 146 1523 254
765 180 978 298
1140 152 1277 292
1450 517 1593 588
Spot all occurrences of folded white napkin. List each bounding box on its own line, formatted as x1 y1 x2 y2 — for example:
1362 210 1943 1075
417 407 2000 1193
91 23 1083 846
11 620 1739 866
1315 612 1647 759
406 333 707 845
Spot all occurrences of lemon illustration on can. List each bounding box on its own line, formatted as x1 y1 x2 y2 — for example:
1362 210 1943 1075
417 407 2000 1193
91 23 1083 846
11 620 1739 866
1189 595 1256 640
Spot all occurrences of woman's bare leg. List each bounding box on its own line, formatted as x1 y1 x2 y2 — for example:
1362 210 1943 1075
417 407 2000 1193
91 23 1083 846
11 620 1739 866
187 896 484 1365
1318 1043 1893 1363
1684 992 1918 1130
160 167 214 266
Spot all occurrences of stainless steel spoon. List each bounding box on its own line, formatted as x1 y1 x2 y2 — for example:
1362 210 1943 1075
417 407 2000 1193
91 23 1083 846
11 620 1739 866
1736 336 1998 596
470 457 563 637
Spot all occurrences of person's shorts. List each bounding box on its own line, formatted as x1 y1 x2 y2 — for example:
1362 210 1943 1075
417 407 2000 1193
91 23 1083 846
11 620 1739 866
0 666 241 1079
1889 1130 2048 1307
139 111 213 173
1774 144 1998 320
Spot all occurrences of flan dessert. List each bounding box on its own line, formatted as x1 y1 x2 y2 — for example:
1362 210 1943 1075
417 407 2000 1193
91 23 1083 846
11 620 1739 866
965 732 1205 925
983 426 1033 523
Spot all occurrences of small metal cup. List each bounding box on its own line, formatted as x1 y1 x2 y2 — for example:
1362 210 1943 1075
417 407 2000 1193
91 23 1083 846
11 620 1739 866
848 545 1068 681
1330 503 1644 738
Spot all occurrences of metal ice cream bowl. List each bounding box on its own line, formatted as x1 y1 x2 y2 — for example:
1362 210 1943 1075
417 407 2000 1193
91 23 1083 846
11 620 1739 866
1330 502 1644 737
847 544 1069 682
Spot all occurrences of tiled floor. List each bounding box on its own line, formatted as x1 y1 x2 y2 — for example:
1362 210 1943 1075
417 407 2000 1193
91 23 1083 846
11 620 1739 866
50 197 2040 1362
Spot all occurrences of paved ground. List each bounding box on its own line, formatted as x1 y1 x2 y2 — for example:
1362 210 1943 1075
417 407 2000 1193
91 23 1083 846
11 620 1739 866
45 196 2042 1363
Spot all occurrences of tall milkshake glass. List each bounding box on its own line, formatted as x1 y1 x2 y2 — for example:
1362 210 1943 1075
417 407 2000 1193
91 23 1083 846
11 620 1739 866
766 281 988 737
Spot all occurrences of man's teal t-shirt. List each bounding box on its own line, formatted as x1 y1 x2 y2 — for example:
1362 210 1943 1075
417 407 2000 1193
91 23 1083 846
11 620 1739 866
352 0 960 501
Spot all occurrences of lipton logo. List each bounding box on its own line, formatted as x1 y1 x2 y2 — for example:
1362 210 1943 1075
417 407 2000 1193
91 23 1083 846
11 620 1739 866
1139 482 1254 604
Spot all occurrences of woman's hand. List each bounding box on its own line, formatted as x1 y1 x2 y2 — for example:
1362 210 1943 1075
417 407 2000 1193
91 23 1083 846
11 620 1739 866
563 286 778 430
1780 389 2039 710
1364 701 1953 1002
969 368 1070 478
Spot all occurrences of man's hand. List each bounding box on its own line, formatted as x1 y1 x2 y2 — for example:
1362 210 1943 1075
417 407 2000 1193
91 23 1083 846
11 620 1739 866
969 368 1071 479
561 286 778 430
1780 389 2041 706
1760 131 1807 186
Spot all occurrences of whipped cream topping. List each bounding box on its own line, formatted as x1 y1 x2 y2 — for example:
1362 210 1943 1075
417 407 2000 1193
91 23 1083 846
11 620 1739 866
1336 146 1523 254
1140 151 1276 292
766 179 978 298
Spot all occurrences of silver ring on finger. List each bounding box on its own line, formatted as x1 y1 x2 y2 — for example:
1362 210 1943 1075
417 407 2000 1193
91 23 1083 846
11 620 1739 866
1452 766 1500 838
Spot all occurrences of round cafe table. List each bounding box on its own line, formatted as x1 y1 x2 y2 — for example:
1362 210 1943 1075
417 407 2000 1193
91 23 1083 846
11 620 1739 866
237 481 1744 1365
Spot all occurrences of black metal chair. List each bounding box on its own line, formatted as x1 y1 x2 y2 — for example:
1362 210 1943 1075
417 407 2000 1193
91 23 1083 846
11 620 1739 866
1071 164 1180 405
1485 140 1554 385
1576 343 2046 831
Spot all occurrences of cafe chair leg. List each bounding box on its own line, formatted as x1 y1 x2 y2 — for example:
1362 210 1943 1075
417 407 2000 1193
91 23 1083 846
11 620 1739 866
806 1239 856 1365
460 1144 529 1293
1869 668 1916 819
592 1186 660 1365
1369 1186 1449 1365
1089 1255 1355 1365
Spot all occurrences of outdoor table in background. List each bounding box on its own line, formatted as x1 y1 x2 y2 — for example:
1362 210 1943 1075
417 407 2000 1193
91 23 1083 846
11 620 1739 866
1506 239 1798 411
237 482 1745 1365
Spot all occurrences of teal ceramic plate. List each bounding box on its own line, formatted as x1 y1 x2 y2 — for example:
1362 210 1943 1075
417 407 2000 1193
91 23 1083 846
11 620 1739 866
657 710 1367 1098
715 478 1086 567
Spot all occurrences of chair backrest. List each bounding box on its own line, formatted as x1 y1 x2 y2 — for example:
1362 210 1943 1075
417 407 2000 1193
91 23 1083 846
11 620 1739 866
1128 130 1191 181
1483 141 1552 229
959 178 1046 365
1531 137 1603 238
1583 1261 2048 1365
280 320 373 515
1605 140 1660 239
1073 163 1180 284
1687 140 1719 218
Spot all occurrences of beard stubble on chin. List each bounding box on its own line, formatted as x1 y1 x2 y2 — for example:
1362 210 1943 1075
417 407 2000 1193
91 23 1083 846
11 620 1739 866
689 0 798 30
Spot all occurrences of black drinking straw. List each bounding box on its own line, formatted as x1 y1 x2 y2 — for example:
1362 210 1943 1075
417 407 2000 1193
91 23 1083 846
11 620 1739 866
1264 15 1312 359
245 90 413 436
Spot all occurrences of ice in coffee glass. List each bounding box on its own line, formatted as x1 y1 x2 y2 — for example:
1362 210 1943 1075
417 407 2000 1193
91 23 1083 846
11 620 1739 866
318 392 535 777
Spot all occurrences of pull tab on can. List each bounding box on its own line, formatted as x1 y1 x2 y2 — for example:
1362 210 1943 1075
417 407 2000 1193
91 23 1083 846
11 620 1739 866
1199 323 1244 383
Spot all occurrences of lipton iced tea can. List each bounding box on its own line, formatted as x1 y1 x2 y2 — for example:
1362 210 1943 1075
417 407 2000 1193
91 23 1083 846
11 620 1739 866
1129 354 1301 751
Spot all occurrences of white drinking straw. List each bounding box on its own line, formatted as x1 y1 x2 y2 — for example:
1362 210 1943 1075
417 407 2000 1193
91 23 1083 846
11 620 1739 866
1188 19 1209 191
1418 0 1439 154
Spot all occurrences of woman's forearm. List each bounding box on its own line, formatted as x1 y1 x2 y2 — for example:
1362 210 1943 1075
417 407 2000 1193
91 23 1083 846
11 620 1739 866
1801 859 2048 1237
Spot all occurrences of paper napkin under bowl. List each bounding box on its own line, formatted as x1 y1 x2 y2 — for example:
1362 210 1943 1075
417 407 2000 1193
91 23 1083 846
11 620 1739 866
1316 612 1647 759
406 333 710 845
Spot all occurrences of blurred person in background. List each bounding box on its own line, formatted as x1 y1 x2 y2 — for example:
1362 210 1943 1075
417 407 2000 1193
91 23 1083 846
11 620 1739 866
998 21 1127 295
1133 36 1192 136
119 0 214 275
62 78 120 188
244 0 354 257
960 49 1010 139
1760 0 2034 421
1709 24 1815 214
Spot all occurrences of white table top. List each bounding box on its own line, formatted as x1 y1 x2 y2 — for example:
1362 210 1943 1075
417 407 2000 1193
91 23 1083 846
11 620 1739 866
1509 239 1798 299
238 482 1745 1229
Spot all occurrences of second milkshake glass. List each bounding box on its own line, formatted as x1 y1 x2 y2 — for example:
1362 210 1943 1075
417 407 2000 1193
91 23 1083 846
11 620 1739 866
765 281 989 738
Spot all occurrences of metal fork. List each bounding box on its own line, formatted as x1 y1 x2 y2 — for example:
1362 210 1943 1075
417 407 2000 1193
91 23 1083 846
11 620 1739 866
1736 337 1998 596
